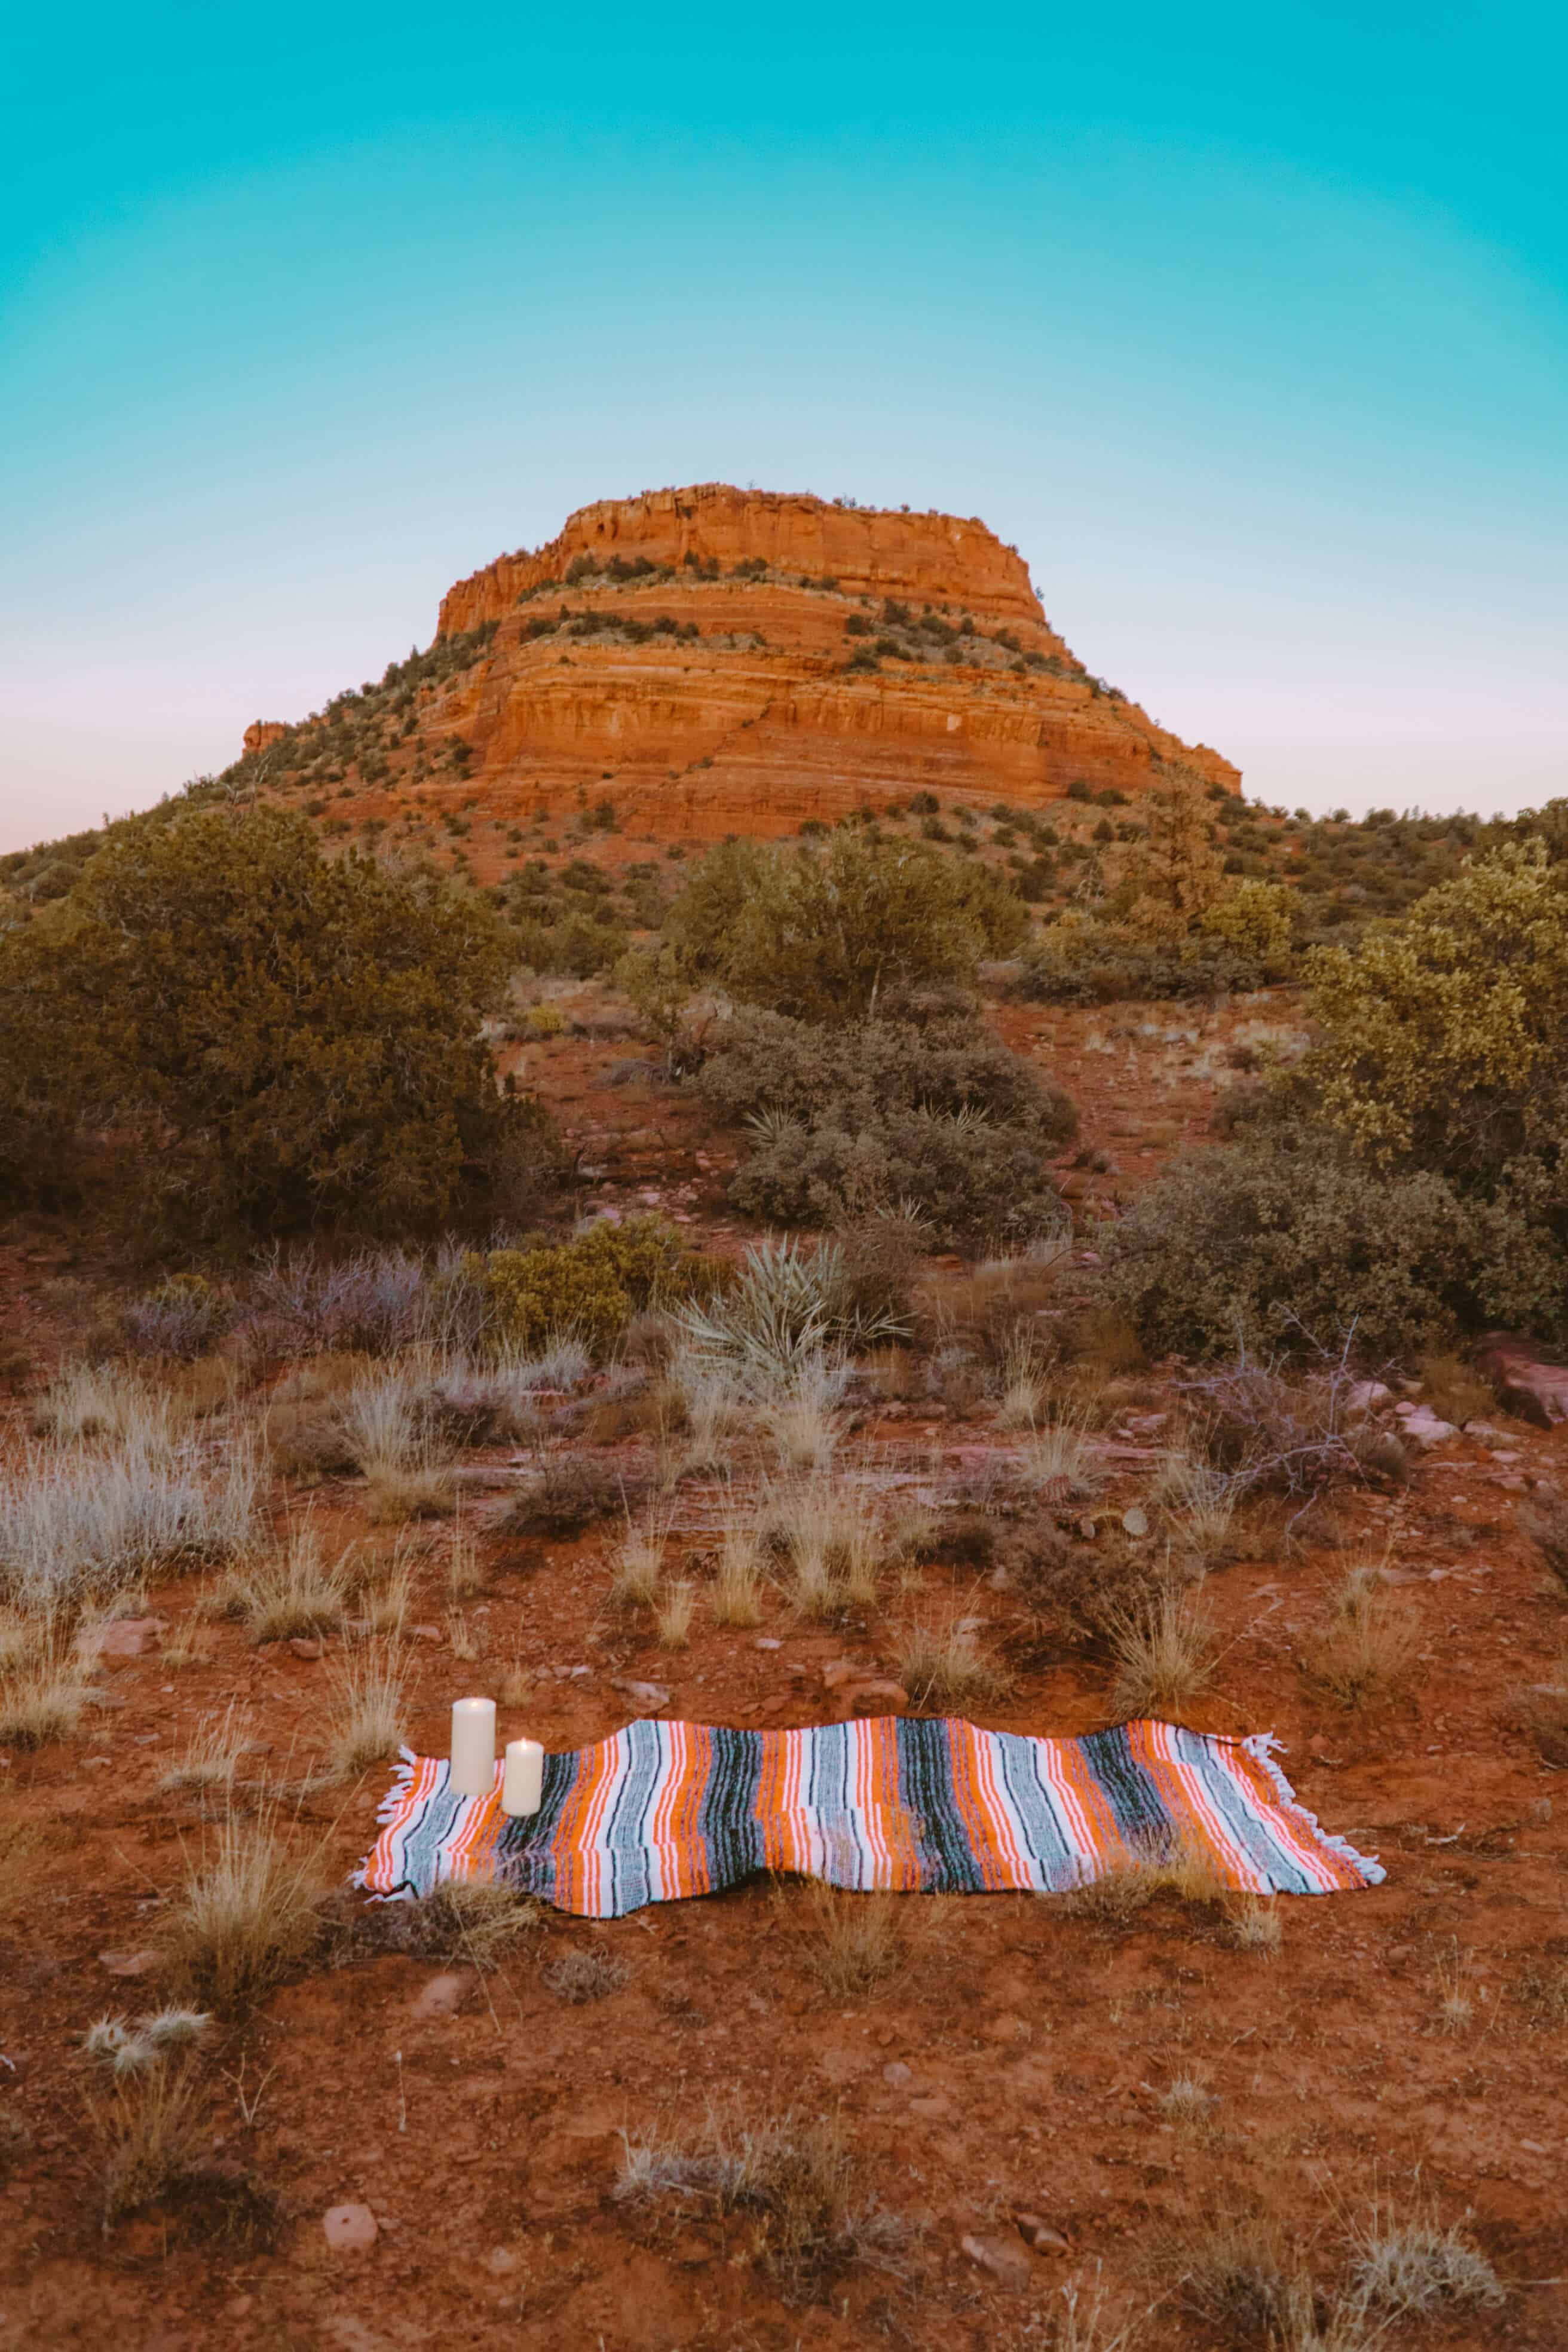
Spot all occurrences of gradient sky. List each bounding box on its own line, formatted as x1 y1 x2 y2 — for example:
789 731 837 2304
3 2 1564 850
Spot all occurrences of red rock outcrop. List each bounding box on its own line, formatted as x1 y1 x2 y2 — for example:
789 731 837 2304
244 486 1240 860
242 721 288 756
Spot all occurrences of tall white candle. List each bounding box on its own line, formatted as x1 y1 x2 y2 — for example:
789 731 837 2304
449 1696 496 1797
502 1737 544 1818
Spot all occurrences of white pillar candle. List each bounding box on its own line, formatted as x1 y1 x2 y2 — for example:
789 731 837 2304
449 1696 497 1798
502 1737 544 1818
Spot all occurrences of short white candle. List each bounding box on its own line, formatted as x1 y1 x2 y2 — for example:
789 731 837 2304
502 1737 544 1818
449 1696 497 1798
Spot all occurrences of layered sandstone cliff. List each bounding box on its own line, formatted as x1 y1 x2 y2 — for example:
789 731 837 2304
245 486 1239 861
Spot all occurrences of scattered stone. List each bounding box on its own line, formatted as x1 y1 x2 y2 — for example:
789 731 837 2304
1121 1507 1150 1538
835 1681 910 1717
820 1659 862 1689
409 1971 473 2021
289 1637 324 1662
323 2201 379 2252
75 1616 167 1664
1015 2212 1070 2254
1529 1797 1552 1824
98 1949 159 1977
1077 1517 1098 1541
611 1678 670 1713
754 1637 782 1651
1393 1404 1459 1448
1463 1422 1506 1443
961 2231 1034 2290
1346 1380 1392 1416
883 2061 912 2086
409 1624 443 1643
1477 1333 1568 1428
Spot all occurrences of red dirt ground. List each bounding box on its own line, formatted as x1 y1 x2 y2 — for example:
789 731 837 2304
2 998 1565 2351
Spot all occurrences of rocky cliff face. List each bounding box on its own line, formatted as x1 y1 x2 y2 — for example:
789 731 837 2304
245 486 1239 863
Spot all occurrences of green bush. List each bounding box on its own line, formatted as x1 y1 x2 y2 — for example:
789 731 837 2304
476 1218 708 1353
0 807 547 1239
1101 1127 1567 1361
663 832 1028 1021
695 1004 1077 1248
1017 917 1269 1004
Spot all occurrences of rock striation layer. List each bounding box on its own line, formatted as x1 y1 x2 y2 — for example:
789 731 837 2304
246 485 1239 856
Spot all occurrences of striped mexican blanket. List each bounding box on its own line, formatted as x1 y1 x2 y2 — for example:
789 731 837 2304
356 1716 1382 1920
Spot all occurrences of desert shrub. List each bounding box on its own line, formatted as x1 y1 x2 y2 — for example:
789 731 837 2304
121 1276 232 1360
1018 915 1268 1004
1102 1127 1567 1360
1197 878 1296 970
664 831 1028 1020
696 1004 1076 1249
1304 841 1568 1200
476 1217 707 1355
498 1454 630 1538
0 806 552 1238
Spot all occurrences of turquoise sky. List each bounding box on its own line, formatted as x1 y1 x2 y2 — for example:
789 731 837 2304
3 2 1564 848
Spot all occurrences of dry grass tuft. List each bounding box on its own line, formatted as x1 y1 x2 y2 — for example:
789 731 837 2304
1304 1566 1418 1707
160 1702 251 1794
214 1524 356 1644
1018 1411 1104 1500
1159 2071 1218 2132
1520 1492 1568 1595
895 1600 1005 1710
324 1640 407 1778
768 1480 883 1621
93 2055 211 2230
780 1879 911 1998
1106 1587 1218 1717
1065 1835 1232 1924
166 1798 328 2008
1417 1349 1497 1429
654 1578 696 1649
1229 1894 1283 1955
0 1623 90 1750
543 1944 630 2003
609 1513 667 1609
1346 2199 1504 2318
616 2097 901 2296
446 1510 484 1600
1051 2264 1149 2351
711 1525 767 1627
401 1878 540 1968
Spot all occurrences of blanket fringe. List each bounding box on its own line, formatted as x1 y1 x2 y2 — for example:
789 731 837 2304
1241 1731 1386 1886
350 1745 423 1901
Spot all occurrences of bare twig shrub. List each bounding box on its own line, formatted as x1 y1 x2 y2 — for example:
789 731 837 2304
544 1944 630 2003
1304 1567 1418 1707
1180 1342 1406 1506
1107 1587 1218 1717
895 1598 1004 1709
167 1799 328 2007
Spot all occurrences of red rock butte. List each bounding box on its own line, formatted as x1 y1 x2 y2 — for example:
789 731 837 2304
247 485 1239 859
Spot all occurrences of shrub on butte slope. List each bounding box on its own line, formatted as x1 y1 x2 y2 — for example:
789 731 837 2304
694 1000 1077 1250
663 831 1028 1021
0 806 557 1238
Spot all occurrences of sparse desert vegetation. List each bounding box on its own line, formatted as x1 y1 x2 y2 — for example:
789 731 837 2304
0 666 1564 2349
